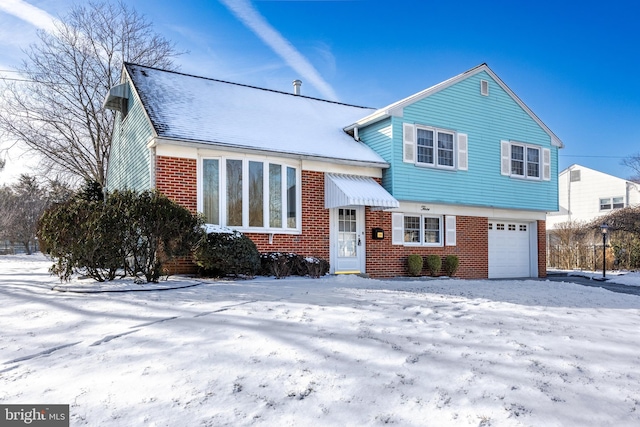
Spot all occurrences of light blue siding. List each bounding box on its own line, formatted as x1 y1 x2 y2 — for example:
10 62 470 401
106 83 154 192
357 118 395 194
364 71 558 212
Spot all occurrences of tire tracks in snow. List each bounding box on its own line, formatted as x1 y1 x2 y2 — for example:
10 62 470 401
2 300 257 370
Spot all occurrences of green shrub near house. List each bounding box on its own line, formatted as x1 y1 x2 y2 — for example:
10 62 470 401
38 184 202 283
425 254 442 277
193 229 260 277
443 255 460 277
407 254 423 276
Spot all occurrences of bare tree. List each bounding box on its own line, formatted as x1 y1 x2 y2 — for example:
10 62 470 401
0 175 48 254
622 154 640 182
547 221 594 269
596 206 640 236
0 1 181 186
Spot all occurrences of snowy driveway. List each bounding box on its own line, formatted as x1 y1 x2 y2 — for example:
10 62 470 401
1 255 640 426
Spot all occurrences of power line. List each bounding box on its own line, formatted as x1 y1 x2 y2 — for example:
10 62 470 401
0 76 74 85
0 77 34 83
559 155 625 159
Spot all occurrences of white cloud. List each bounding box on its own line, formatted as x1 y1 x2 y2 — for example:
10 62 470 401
218 0 339 101
0 0 59 33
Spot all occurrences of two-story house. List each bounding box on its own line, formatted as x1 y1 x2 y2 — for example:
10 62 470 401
547 164 640 228
104 63 562 279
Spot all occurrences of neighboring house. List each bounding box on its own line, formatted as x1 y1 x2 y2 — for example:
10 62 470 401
104 63 562 279
547 164 640 228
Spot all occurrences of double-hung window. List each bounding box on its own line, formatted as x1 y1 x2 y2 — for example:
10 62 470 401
438 132 454 167
201 157 299 232
403 123 467 171
501 140 551 181
416 129 434 164
402 215 442 246
526 147 540 178
416 127 455 169
508 143 541 179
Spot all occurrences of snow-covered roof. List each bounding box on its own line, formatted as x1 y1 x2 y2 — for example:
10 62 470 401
124 63 388 167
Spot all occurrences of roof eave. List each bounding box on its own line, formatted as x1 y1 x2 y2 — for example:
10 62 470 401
151 137 391 169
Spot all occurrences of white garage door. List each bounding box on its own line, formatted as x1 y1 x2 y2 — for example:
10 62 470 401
488 221 532 278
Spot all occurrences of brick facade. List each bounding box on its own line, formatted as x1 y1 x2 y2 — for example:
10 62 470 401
245 170 330 261
537 220 547 278
154 155 544 279
156 156 198 214
365 209 489 279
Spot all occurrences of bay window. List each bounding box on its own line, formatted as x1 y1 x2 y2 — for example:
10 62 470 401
201 157 299 231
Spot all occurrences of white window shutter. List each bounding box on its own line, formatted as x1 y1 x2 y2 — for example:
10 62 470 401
392 213 404 245
445 215 456 246
500 140 510 176
542 148 551 181
457 133 468 170
403 123 415 163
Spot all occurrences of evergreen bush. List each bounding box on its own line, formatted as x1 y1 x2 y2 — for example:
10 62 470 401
407 254 423 276
38 196 128 282
123 190 203 282
443 255 460 277
425 254 442 277
194 230 260 277
38 189 202 283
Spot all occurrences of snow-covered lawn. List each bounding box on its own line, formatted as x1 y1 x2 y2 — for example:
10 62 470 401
1 254 640 426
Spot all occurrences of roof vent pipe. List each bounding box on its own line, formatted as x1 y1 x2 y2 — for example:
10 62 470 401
293 79 302 95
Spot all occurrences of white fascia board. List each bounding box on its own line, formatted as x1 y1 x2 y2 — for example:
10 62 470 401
122 64 159 140
346 65 486 131
343 110 392 132
346 64 564 149
301 160 383 178
481 66 564 149
389 200 549 221
152 136 391 169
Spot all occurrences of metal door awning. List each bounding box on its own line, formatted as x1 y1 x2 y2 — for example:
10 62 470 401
325 173 399 209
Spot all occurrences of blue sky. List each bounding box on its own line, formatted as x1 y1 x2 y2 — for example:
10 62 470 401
1 0 639 183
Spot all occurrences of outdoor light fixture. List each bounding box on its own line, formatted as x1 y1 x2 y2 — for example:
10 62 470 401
600 223 609 279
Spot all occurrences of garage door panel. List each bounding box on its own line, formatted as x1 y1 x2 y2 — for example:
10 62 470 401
488 221 530 278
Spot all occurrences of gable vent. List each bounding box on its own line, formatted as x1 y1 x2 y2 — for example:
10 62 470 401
480 80 489 96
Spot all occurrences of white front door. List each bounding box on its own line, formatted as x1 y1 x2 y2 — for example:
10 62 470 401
331 207 365 274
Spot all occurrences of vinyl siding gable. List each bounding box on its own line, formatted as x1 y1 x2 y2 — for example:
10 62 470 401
364 70 558 212
357 118 394 195
106 82 154 192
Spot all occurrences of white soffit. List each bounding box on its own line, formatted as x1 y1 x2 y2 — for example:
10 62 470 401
325 173 399 209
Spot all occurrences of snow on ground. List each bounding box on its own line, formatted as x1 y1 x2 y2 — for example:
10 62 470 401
1 254 640 426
